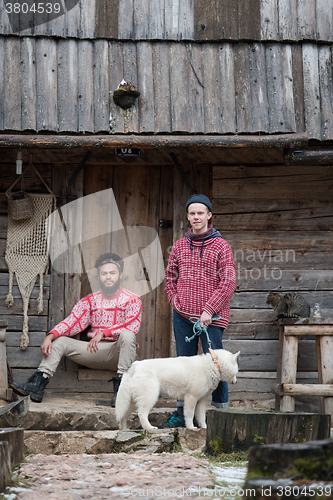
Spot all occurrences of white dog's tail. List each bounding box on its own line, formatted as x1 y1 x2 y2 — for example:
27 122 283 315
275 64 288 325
115 370 133 425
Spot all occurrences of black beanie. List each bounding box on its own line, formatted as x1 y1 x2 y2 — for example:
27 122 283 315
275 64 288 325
186 194 212 212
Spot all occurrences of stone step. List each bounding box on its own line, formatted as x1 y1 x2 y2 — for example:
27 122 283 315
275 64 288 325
23 428 207 455
1 397 174 431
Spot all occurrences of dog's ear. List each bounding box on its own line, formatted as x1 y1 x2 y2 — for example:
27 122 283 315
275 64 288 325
233 351 240 360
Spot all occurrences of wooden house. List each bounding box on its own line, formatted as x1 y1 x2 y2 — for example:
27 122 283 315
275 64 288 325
0 0 332 406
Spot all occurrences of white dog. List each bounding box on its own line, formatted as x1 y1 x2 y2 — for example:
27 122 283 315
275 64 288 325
115 349 240 431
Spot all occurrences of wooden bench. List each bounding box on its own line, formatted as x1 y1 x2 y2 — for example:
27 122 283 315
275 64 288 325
275 320 333 423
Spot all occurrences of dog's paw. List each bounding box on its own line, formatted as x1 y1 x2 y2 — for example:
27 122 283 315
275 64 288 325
144 425 158 432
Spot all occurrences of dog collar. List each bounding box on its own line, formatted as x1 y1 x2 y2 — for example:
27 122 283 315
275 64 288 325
208 347 221 374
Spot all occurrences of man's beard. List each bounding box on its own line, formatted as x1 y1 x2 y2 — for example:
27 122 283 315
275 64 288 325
100 276 121 296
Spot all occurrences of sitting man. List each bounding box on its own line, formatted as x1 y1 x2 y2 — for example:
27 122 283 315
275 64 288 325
11 252 142 405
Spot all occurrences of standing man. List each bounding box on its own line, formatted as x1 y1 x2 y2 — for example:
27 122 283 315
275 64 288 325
11 253 142 405
164 194 236 427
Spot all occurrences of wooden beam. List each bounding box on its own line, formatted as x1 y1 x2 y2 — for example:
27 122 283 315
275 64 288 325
0 133 309 149
285 149 333 165
284 325 333 336
275 383 333 397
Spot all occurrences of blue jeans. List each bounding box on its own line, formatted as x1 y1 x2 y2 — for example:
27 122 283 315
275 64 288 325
173 310 228 404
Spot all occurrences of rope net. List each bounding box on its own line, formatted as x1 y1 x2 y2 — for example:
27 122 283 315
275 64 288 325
5 194 55 350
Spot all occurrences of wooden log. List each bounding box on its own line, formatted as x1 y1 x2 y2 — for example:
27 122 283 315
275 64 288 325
285 149 333 165
284 325 333 336
0 133 309 149
206 410 330 453
246 438 333 482
0 428 24 465
0 441 10 493
276 383 333 397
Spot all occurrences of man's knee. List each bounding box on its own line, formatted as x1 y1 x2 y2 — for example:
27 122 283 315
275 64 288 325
118 329 136 346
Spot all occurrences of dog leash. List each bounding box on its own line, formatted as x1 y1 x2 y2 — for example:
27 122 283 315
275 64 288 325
185 317 222 374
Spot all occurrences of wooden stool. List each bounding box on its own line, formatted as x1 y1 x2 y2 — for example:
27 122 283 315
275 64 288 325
275 320 333 422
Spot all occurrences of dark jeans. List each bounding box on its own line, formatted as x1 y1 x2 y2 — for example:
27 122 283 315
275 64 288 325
173 310 228 404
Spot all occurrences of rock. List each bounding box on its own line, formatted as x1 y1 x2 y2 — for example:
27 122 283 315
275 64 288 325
23 430 118 455
178 428 206 453
23 429 177 455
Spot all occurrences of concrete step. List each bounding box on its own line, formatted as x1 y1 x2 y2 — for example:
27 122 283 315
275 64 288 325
23 428 207 455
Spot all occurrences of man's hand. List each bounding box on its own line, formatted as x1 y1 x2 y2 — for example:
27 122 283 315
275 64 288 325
200 311 212 328
87 331 104 353
40 334 55 357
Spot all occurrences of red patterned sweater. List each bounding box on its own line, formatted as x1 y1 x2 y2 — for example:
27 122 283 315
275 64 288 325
165 233 236 329
50 287 142 343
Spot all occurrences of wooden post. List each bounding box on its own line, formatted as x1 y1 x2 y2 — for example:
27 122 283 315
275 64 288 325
319 335 333 418
275 324 284 411
280 333 298 412
0 320 12 401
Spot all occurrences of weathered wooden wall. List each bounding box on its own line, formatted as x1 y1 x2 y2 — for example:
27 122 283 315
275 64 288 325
1 36 333 140
214 164 333 403
1 0 332 42
1 150 332 403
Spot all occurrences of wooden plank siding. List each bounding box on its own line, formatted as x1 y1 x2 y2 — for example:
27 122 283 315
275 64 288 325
2 0 333 42
2 37 333 139
213 163 333 404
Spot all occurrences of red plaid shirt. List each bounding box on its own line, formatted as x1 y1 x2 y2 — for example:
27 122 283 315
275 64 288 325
165 233 236 328
50 287 142 343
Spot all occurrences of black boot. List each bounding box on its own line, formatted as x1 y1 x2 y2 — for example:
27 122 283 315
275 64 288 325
10 371 49 403
111 376 122 407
